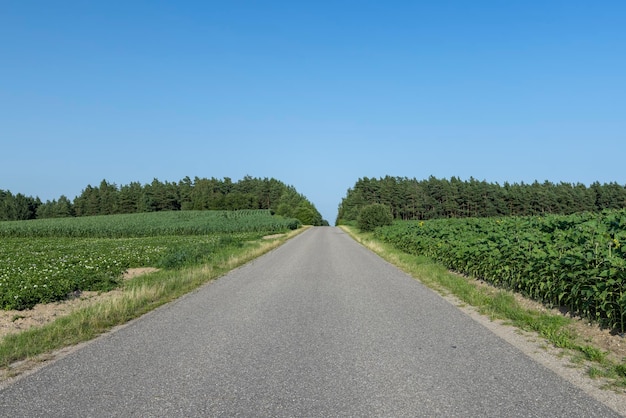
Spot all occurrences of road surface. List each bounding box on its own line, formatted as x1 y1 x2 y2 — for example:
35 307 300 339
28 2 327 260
0 227 621 417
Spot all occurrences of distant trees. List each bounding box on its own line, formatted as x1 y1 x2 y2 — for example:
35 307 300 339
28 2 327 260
0 190 40 221
1 176 325 226
36 195 74 218
337 176 626 224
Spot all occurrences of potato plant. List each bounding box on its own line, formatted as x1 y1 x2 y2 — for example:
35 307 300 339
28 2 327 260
0 210 301 310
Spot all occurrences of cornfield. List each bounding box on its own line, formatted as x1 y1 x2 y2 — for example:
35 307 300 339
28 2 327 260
0 209 301 238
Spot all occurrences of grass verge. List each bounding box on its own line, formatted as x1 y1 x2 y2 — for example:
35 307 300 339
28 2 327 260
0 228 307 377
340 225 626 391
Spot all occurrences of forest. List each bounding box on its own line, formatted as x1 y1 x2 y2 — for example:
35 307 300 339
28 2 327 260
0 176 327 226
337 176 626 223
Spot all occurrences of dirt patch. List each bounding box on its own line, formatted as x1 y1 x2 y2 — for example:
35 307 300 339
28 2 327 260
0 268 159 340
122 267 159 279
262 233 285 240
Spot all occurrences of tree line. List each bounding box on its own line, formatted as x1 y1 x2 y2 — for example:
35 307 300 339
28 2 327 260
1 176 327 226
337 176 626 223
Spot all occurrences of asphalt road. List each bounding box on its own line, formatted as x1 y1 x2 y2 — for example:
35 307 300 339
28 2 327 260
0 227 621 417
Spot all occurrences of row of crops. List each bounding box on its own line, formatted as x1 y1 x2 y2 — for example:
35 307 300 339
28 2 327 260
0 209 301 238
374 209 626 332
0 210 301 310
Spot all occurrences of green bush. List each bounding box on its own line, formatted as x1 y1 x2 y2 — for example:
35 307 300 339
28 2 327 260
357 204 393 232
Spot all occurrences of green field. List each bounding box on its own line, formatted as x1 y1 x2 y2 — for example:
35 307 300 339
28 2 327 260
374 209 626 331
0 209 300 238
0 210 301 310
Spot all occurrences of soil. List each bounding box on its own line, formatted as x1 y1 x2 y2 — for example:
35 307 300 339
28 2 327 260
0 268 159 340
262 233 286 240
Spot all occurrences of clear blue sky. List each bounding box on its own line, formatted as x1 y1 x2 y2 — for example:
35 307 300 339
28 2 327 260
2 1 625 222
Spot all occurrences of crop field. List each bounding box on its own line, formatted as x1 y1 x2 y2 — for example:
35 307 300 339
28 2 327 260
374 209 626 332
0 210 301 310
0 209 301 238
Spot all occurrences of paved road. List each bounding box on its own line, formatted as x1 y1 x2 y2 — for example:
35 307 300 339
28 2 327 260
0 227 621 417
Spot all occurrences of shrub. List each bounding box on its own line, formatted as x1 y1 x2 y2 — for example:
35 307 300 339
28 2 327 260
357 204 393 232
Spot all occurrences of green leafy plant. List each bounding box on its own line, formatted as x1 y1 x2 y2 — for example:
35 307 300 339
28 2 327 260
357 204 394 232
0 209 300 238
374 209 626 332
0 210 302 310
